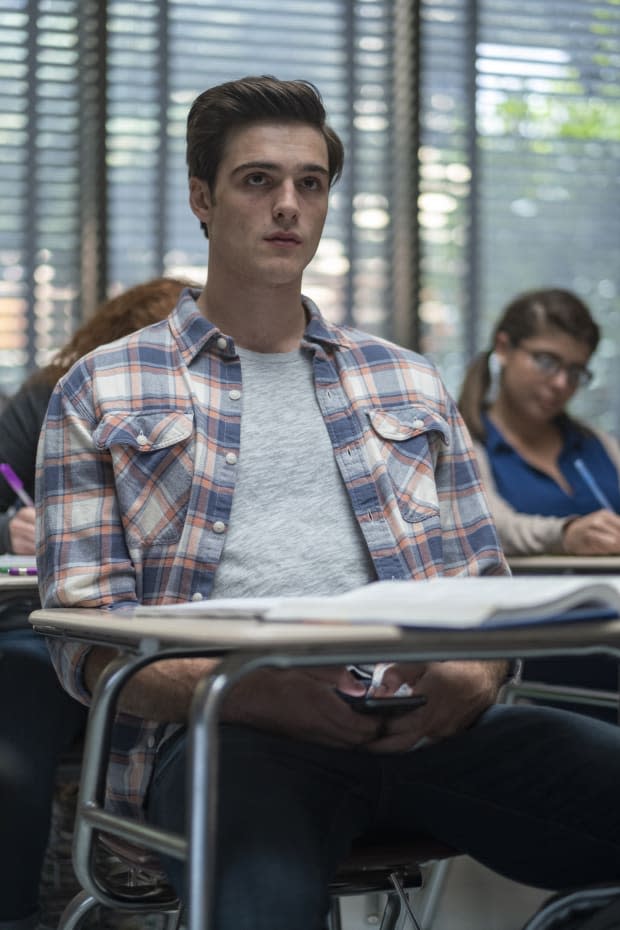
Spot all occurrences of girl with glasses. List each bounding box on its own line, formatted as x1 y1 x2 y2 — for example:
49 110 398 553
458 286 620 721
459 287 620 557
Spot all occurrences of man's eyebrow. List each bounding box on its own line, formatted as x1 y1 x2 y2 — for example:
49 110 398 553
231 160 329 176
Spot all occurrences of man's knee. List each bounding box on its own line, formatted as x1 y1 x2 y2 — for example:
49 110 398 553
215 846 329 930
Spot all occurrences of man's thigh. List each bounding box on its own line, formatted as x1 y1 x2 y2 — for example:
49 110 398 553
377 703 620 889
147 704 620 915
147 724 379 930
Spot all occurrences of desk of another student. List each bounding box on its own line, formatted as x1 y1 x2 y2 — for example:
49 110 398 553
508 554 620 575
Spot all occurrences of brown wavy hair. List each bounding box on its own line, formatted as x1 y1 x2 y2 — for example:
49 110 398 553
187 75 344 239
458 288 599 441
29 276 196 388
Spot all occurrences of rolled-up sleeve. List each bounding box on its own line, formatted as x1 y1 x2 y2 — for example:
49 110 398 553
35 365 139 701
35 366 139 610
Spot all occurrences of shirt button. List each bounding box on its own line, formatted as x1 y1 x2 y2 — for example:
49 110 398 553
137 433 148 446
412 419 424 429
216 336 227 350
225 452 238 465
213 521 226 534
229 389 241 401
191 592 203 602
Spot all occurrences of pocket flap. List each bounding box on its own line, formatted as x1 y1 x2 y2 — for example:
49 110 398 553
367 406 449 445
93 410 194 451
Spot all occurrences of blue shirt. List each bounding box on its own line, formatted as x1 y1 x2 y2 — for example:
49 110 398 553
483 413 620 517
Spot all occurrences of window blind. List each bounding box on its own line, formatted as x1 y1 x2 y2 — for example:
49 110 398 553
1 0 413 392
4 1 619 434
419 0 620 436
476 0 620 432
106 0 411 336
0 0 87 394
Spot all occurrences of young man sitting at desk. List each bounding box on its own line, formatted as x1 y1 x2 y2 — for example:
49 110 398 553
36 76 620 930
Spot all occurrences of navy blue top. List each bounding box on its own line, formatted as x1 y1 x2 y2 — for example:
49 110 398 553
483 413 620 516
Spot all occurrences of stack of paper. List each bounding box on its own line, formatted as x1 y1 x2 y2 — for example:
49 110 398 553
133 575 620 629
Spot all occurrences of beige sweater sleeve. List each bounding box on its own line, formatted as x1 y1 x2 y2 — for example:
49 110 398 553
471 431 620 556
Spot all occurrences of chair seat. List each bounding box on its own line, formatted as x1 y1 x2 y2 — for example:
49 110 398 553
339 836 456 872
330 836 457 897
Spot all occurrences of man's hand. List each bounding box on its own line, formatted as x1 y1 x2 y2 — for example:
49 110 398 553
9 506 36 554
85 652 505 752
363 659 508 752
87 654 386 745
222 665 387 748
563 510 620 555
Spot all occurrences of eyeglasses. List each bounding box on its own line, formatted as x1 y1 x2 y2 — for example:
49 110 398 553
517 347 593 388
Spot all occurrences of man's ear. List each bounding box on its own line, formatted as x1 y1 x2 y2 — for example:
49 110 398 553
189 177 212 227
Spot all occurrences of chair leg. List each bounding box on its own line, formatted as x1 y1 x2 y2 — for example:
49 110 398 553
387 873 423 930
327 897 343 930
58 889 181 930
417 857 453 928
57 889 100 930
164 903 185 930
379 894 402 930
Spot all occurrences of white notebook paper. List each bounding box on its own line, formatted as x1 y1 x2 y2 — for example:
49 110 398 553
133 575 620 629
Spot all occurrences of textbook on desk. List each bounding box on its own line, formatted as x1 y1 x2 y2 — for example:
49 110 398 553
133 575 620 629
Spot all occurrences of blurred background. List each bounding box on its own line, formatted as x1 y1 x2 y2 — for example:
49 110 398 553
1 0 619 429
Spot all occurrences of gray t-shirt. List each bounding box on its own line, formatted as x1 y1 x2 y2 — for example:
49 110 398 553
210 346 376 599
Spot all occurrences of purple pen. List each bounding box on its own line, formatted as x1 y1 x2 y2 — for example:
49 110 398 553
0 463 34 507
8 567 38 576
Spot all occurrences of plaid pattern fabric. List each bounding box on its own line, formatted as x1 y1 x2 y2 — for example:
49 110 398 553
36 289 508 818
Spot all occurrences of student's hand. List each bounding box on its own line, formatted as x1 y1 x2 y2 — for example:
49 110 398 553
362 659 508 753
562 510 620 555
221 665 387 747
8 506 36 554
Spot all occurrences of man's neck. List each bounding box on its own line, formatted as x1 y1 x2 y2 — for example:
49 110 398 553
196 276 307 353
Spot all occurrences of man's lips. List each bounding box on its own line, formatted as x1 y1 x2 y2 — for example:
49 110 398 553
264 232 302 245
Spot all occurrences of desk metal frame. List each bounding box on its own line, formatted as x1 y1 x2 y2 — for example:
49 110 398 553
30 608 620 930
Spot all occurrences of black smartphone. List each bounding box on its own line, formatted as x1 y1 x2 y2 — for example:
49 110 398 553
335 689 427 716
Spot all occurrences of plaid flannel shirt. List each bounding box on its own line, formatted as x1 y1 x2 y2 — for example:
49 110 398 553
36 289 508 818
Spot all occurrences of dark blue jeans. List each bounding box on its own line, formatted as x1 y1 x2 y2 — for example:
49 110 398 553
0 624 87 921
146 704 620 930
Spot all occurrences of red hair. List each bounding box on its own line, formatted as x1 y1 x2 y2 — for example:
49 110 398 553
31 277 195 387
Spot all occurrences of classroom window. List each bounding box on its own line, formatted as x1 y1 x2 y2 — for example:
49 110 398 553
1 1 618 436
0 0 415 393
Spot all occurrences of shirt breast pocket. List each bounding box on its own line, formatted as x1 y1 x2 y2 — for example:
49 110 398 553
366 406 449 523
93 410 194 546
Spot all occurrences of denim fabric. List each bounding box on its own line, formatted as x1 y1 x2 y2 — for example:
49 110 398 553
147 704 620 930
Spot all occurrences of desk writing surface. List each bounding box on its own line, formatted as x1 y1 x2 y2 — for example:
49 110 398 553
0 556 39 602
30 607 402 648
0 574 40 601
0 575 39 591
508 555 620 574
29 606 620 663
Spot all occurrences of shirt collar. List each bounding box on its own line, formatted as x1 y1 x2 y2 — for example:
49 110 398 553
168 288 220 363
482 410 583 454
300 296 350 350
482 412 510 455
167 288 349 363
